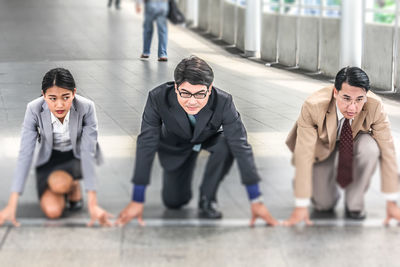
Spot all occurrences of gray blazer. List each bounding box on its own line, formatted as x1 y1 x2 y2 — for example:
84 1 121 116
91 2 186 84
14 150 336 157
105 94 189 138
12 95 103 194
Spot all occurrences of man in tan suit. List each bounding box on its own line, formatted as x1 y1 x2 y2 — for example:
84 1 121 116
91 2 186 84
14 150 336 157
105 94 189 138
284 67 400 225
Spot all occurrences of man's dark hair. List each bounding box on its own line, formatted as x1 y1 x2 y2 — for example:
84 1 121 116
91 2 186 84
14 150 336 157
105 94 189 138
174 56 214 88
42 68 76 94
334 66 370 92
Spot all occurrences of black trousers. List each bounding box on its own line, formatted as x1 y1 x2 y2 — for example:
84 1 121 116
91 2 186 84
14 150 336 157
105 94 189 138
162 133 234 209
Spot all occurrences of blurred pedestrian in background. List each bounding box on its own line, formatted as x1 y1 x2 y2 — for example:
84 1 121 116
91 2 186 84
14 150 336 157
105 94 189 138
108 0 121 10
136 0 169 61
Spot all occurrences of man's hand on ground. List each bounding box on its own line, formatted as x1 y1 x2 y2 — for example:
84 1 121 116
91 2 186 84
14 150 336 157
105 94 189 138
250 202 279 226
115 201 145 227
283 207 313 226
384 201 400 225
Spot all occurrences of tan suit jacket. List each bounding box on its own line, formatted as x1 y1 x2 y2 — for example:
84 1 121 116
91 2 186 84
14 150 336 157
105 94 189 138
286 86 398 198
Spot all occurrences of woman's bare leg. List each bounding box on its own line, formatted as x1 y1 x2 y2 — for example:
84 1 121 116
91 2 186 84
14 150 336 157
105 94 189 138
40 170 73 219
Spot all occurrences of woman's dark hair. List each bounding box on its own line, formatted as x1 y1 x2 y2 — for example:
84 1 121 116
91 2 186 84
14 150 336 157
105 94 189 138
334 66 370 92
42 68 76 94
174 55 214 88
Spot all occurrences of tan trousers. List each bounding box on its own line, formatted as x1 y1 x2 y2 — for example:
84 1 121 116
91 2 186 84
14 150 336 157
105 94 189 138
312 133 380 211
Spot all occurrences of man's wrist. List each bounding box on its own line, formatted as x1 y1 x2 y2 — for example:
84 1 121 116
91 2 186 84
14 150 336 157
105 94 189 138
383 192 398 202
132 184 147 203
250 195 264 204
246 183 261 200
295 198 311 207
131 201 144 206
387 200 397 205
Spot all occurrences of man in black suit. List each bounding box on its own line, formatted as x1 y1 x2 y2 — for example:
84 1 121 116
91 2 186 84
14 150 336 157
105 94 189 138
116 56 277 225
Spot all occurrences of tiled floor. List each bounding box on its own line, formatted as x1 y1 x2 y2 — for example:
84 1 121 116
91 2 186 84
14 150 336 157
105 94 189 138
1 0 400 266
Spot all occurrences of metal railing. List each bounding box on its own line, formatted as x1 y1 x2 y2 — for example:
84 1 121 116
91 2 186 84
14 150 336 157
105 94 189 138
262 0 340 17
261 0 339 70
364 0 400 93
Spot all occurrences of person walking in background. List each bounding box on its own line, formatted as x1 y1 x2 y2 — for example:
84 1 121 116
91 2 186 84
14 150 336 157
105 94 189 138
136 0 169 61
0 68 112 227
108 0 121 10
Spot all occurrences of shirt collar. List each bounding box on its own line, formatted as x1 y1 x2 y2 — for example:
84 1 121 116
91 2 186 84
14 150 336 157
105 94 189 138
335 102 353 124
50 110 70 125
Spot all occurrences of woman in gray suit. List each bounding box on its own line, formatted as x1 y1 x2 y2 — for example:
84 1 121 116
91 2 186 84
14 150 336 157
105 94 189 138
0 68 112 226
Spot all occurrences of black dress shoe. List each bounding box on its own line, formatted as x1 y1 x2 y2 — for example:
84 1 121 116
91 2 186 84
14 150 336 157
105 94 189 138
198 197 222 219
311 207 336 219
69 199 84 212
345 207 366 220
313 207 335 213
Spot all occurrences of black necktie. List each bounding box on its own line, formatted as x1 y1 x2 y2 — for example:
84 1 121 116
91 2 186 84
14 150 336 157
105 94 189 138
188 114 201 152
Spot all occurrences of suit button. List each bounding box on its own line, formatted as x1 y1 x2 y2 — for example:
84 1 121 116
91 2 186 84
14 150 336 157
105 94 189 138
315 157 319 162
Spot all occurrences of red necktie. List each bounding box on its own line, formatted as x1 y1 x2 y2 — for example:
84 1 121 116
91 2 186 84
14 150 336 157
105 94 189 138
337 118 353 188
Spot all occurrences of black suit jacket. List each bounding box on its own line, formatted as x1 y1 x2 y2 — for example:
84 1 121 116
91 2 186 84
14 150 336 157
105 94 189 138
132 82 260 185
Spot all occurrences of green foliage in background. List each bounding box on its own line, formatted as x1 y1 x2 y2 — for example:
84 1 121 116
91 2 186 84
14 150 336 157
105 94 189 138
329 0 341 5
374 0 396 24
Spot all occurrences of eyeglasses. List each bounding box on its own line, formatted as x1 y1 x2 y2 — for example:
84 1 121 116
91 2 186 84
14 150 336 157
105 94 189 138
177 88 209 99
337 94 367 106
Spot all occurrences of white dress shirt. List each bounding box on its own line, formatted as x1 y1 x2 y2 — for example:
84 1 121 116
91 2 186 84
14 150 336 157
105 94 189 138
51 111 73 152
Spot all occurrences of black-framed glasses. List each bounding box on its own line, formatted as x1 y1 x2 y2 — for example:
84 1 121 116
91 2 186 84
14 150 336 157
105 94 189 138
177 88 209 99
